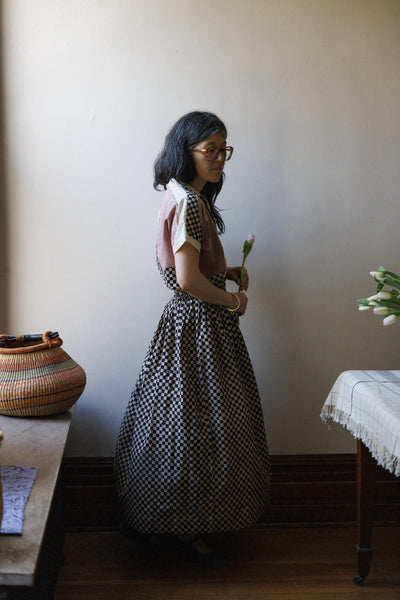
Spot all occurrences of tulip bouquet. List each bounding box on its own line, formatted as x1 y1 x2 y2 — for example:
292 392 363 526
239 234 255 291
357 266 400 326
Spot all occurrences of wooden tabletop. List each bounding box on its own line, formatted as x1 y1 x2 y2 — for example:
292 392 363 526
0 411 72 586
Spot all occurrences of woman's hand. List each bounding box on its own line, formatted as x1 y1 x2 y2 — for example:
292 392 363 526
226 266 249 291
236 292 248 316
175 244 250 315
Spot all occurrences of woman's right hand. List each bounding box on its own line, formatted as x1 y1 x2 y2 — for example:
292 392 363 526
236 292 248 316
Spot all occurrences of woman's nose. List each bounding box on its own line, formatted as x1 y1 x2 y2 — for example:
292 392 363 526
216 150 226 162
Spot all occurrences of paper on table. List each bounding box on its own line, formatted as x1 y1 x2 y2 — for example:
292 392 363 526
0 466 39 535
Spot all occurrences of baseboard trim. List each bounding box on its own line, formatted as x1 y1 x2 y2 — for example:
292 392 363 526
61 454 400 531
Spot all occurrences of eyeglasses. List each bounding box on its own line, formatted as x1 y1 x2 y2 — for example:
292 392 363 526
192 146 234 162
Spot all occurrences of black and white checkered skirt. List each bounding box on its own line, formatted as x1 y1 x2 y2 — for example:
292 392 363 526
114 274 271 534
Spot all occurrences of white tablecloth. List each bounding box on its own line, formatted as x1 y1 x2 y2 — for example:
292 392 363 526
321 370 400 477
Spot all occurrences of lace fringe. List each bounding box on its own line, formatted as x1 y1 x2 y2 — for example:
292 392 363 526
320 405 400 477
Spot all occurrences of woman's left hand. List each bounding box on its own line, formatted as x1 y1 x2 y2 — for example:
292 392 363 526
226 266 249 291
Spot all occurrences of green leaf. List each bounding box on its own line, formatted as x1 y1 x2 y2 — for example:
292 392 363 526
242 240 254 261
373 299 400 310
384 271 400 283
382 276 400 291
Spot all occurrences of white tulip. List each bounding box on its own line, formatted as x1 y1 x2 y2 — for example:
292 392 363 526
373 307 390 315
383 314 400 326
370 271 385 280
376 291 393 300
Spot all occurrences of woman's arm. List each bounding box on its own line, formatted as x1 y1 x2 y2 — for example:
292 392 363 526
175 242 247 315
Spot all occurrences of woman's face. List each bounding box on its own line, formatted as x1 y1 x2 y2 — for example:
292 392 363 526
190 132 228 191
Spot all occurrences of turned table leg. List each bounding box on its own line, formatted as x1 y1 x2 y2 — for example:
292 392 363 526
354 439 376 585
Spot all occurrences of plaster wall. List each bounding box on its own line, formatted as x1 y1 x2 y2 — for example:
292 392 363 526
1 0 400 455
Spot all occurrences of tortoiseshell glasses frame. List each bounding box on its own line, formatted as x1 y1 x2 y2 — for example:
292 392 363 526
192 146 234 162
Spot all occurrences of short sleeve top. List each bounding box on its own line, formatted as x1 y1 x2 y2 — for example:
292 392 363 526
156 180 226 290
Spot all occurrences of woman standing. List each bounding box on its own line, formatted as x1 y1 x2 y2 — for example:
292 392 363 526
115 111 271 565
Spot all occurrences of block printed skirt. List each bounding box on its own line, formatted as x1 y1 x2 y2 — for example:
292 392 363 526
114 274 271 534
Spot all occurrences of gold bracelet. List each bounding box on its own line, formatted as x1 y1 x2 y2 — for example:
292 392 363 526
227 292 240 313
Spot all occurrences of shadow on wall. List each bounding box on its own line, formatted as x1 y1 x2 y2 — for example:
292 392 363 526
65 399 121 456
0 7 9 332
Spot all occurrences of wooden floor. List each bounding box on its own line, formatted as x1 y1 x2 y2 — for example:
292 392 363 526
54 525 400 599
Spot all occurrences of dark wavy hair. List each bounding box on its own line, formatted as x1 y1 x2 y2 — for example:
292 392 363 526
154 111 227 233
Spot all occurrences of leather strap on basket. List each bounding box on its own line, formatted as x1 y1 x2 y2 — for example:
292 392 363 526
0 331 63 354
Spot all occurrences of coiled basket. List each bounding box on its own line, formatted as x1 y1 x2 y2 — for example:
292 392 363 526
0 331 86 417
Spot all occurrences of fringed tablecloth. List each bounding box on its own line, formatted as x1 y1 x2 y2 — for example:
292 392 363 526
0 466 39 534
321 370 400 477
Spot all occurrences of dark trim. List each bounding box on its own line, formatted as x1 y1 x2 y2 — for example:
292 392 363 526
61 454 400 531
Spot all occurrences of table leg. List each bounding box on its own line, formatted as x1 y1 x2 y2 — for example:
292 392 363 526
354 439 376 585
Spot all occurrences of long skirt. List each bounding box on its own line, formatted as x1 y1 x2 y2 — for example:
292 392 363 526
115 281 271 534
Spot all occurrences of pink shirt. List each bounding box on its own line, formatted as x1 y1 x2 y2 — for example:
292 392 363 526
156 181 226 280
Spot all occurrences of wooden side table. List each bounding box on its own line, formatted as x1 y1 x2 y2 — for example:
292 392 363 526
0 412 72 599
321 370 400 585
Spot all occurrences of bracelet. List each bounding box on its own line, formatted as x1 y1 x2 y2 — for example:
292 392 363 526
227 292 240 313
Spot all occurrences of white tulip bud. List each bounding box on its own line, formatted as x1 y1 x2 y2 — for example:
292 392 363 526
373 307 390 315
383 314 400 326
376 291 393 300
370 271 385 280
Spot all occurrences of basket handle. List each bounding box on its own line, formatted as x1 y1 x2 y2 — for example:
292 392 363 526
27 332 59 343
0 331 60 348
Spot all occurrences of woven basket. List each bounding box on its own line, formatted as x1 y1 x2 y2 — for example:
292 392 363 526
0 331 86 417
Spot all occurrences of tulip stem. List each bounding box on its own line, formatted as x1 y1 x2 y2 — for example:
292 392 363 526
239 257 246 292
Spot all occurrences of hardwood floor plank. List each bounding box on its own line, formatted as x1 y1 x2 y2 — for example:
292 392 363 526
54 526 400 599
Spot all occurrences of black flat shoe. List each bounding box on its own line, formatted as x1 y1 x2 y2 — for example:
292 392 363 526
120 524 162 554
168 535 228 567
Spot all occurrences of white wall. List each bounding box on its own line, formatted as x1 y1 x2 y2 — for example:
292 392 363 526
2 0 400 456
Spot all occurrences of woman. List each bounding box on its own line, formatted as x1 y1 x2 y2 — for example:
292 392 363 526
115 111 271 565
